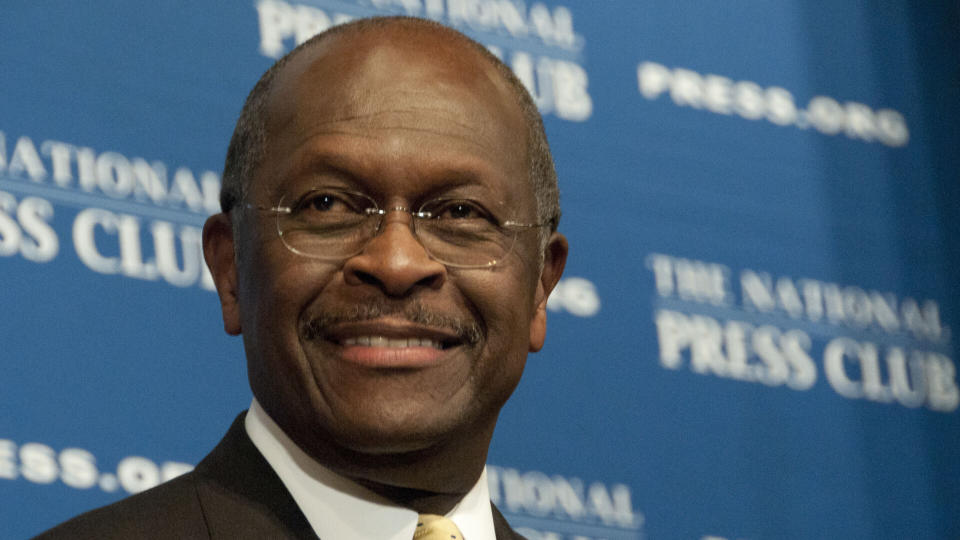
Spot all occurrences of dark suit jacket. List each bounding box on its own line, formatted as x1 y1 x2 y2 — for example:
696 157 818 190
34 413 525 539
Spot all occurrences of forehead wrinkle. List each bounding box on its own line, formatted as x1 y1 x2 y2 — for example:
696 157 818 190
290 120 481 148
282 103 502 156
306 107 479 136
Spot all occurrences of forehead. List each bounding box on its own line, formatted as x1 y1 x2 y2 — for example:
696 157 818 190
258 24 532 204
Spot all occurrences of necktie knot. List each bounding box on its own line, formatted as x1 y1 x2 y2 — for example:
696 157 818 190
414 514 464 540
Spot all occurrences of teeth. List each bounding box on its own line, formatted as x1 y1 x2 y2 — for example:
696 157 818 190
342 336 444 349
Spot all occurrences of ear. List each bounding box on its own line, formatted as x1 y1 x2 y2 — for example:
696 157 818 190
529 232 568 352
203 213 242 335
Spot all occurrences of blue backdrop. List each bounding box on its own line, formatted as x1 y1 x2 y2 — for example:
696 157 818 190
1 2 958 539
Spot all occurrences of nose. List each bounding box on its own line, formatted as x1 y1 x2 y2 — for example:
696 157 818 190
342 212 446 297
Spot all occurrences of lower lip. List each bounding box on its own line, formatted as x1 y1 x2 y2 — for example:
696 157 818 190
339 345 448 368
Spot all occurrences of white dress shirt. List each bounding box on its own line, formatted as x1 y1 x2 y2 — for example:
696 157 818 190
245 398 496 540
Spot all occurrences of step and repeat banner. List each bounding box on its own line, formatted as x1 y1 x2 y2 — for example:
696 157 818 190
2 2 958 539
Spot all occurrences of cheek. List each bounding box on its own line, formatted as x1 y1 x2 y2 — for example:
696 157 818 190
239 241 338 358
240 249 343 421
467 270 538 362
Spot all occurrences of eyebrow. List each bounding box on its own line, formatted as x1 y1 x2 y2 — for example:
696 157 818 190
289 156 359 185
283 150 496 199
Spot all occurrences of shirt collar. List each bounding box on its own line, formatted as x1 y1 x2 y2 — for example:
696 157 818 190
245 398 496 540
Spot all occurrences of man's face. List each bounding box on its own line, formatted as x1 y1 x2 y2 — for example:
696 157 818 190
206 27 566 469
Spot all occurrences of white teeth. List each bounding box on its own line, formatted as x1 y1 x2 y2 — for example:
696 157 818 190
342 336 444 349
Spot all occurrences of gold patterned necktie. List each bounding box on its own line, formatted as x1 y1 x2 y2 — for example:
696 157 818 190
413 514 465 540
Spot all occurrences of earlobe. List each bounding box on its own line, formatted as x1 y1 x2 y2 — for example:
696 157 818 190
529 232 569 352
202 213 242 336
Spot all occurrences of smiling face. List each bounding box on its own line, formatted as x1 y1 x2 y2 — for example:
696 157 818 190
204 22 567 491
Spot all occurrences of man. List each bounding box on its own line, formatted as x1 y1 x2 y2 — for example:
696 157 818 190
37 15 567 539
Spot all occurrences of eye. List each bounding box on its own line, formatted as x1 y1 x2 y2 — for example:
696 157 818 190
427 200 495 222
293 190 365 215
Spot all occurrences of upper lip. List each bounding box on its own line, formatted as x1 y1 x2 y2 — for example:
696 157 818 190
321 318 463 347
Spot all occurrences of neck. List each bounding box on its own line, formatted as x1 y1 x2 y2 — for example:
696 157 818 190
280 418 496 514
322 424 494 513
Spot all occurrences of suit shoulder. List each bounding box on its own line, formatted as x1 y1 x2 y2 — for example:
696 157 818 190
32 472 209 540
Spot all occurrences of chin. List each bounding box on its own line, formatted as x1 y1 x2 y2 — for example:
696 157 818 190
330 413 458 455
340 397 496 457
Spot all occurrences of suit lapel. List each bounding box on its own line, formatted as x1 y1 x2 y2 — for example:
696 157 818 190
191 413 317 539
491 504 527 540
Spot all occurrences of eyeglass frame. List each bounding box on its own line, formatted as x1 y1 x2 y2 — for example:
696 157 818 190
239 187 552 269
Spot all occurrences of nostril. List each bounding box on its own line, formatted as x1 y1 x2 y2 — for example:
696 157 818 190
355 270 382 288
415 273 443 290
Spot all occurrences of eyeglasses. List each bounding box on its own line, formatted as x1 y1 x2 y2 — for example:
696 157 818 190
243 188 548 268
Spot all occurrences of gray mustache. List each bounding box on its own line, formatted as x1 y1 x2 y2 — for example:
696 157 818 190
301 302 483 347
